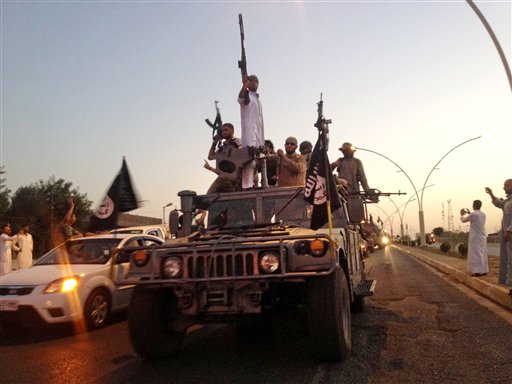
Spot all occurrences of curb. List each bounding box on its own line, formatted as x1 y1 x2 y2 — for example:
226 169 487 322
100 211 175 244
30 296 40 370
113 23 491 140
394 245 512 311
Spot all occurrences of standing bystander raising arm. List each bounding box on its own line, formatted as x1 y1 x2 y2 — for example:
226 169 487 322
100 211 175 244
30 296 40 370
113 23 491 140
460 200 488 277
0 223 20 275
485 179 512 288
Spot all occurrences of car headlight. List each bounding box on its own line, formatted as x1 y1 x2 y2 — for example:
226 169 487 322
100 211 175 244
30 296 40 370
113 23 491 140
162 257 183 279
381 236 389 245
259 253 279 273
44 276 79 294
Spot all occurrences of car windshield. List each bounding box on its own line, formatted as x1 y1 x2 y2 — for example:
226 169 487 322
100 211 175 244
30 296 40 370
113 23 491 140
35 238 122 265
112 229 143 235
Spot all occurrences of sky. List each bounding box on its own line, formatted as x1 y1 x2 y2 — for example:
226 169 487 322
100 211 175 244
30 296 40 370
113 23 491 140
1 1 511 237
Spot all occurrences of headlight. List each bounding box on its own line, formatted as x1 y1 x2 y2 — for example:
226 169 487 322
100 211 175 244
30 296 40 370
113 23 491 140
309 239 328 257
162 257 183 279
44 276 79 294
381 236 389 245
293 239 328 257
133 250 150 267
259 253 279 273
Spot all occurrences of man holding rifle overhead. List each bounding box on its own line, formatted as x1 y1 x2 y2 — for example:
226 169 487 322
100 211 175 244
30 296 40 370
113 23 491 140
237 14 265 190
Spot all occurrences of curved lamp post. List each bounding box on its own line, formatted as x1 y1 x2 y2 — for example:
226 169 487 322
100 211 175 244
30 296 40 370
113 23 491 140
162 202 173 225
388 184 434 239
357 135 481 246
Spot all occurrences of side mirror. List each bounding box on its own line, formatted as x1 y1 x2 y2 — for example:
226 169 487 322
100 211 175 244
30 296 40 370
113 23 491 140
169 210 181 237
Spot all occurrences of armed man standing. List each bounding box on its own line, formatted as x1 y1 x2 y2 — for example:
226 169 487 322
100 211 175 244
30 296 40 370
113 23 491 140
204 123 242 193
330 142 372 195
237 14 265 190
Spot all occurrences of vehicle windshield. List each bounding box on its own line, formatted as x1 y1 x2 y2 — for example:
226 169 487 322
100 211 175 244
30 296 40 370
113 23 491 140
35 238 122 265
207 198 257 228
263 194 312 227
205 191 347 229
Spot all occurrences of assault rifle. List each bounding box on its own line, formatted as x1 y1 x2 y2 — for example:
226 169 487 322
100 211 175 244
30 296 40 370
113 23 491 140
314 93 332 133
205 100 223 148
238 14 247 80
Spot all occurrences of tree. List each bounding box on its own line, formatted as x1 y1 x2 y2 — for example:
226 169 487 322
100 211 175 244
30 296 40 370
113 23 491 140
6 177 92 256
0 189 10 218
0 166 10 217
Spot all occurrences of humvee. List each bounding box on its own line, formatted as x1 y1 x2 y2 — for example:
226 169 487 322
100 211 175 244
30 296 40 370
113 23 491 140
117 186 375 361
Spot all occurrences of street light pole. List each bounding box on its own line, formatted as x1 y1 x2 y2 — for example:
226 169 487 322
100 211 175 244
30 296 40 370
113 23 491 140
388 184 434 240
358 136 481 246
162 202 173 225
417 135 481 245
356 147 422 243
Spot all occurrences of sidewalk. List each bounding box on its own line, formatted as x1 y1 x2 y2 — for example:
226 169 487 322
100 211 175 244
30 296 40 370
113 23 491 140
393 244 512 311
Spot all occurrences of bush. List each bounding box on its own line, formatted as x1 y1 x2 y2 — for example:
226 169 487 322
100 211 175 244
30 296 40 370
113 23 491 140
458 243 468 256
440 242 451 253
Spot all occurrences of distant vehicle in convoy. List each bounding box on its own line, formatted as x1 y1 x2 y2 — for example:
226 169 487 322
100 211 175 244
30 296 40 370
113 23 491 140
117 187 376 362
0 234 163 330
110 225 170 241
378 233 390 249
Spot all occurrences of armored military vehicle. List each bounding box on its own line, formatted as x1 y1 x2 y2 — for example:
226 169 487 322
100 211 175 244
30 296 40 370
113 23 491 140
117 185 376 361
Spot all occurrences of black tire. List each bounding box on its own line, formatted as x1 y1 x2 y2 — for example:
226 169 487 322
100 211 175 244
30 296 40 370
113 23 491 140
84 288 111 331
351 295 366 314
128 287 184 360
307 266 352 361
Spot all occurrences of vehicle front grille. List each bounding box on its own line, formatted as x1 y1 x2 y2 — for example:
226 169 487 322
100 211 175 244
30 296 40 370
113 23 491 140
0 287 35 296
186 252 258 279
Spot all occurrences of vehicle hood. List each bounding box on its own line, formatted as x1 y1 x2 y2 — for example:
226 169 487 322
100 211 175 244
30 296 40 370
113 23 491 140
0 264 107 286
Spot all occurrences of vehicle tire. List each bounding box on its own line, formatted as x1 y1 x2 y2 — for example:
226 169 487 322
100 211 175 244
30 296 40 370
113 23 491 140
128 287 184 360
307 266 351 361
84 288 111 331
351 295 366 314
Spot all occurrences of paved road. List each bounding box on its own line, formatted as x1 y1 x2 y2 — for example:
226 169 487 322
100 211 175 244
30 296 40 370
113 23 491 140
1 246 511 384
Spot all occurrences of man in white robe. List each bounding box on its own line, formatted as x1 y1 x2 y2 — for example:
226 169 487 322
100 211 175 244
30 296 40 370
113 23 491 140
460 200 488 276
15 224 33 269
0 223 18 275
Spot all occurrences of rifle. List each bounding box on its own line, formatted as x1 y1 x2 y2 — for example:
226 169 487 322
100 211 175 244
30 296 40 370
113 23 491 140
350 189 406 204
204 100 223 148
314 93 332 148
238 14 247 80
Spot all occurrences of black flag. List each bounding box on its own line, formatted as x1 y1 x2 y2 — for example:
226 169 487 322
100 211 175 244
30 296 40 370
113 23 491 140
304 133 341 230
89 158 139 232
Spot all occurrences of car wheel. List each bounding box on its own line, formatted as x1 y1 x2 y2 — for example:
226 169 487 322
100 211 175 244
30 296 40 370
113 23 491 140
128 287 185 360
84 288 111 331
307 266 352 361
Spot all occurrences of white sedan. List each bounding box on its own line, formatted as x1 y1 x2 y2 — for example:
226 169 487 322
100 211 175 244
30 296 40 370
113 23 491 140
0 234 163 330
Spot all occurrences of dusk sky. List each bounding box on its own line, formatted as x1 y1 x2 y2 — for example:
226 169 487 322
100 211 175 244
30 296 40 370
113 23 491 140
1 1 511 237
